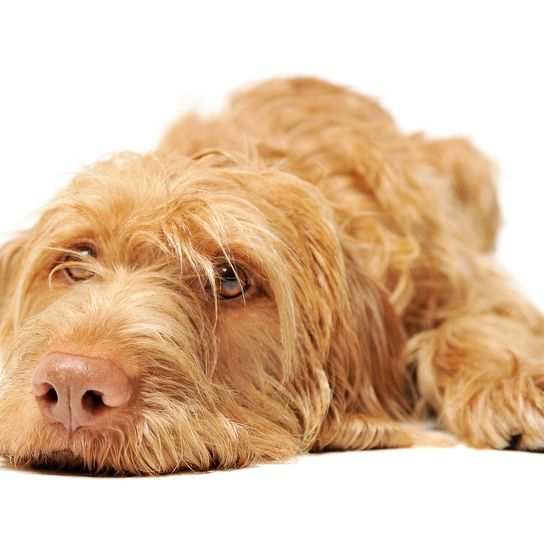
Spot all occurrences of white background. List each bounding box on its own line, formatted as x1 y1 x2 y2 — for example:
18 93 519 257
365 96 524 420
0 1 543 542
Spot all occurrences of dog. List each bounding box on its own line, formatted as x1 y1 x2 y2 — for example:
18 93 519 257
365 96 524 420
0 77 542 475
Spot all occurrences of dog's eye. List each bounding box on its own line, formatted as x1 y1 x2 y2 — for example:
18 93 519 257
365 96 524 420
62 245 95 282
216 263 249 299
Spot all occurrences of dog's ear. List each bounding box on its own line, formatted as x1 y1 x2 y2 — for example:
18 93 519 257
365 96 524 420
324 247 413 423
263 175 413 446
0 232 29 313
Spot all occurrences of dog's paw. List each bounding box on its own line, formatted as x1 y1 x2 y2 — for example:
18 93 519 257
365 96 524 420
443 369 544 450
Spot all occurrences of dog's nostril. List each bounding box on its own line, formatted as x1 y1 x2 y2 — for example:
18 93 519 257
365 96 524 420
43 385 59 405
81 390 105 413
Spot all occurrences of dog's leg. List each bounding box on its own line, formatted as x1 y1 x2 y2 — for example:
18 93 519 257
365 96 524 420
410 300 544 449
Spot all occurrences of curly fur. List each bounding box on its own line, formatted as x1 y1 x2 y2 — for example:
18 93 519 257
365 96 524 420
0 77 542 475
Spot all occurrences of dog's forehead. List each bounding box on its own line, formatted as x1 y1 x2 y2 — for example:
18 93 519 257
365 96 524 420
39 153 294 260
62 154 260 222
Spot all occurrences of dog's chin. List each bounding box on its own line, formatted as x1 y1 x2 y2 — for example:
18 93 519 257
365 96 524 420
0 420 132 475
1 441 145 476
1 440 161 476
21 450 96 475
1 440 108 476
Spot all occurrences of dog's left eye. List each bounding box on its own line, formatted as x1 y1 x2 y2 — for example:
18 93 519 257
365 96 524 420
216 263 249 299
62 245 95 282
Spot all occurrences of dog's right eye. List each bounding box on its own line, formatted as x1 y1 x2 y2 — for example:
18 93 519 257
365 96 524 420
62 245 95 282
216 263 250 299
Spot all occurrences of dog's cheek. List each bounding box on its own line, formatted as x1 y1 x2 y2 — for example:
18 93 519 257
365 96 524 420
215 301 282 378
210 303 307 455
1 257 62 346
0 369 47 460
0 305 56 461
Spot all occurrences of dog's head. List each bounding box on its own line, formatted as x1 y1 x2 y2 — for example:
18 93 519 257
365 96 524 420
0 151 408 474
0 151 345 473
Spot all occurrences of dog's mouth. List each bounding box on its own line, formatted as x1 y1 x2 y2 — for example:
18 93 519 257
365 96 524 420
41 417 114 438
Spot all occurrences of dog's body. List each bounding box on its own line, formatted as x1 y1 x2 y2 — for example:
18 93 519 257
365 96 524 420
1 78 543 474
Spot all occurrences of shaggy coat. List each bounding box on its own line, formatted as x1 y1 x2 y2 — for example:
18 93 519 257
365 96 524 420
1 78 542 474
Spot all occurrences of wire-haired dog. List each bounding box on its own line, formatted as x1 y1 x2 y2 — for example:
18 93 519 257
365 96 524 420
1 78 542 474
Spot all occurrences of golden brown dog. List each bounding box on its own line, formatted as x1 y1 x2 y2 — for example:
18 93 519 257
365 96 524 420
1 78 542 475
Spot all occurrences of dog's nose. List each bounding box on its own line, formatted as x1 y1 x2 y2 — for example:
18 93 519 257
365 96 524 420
31 352 133 432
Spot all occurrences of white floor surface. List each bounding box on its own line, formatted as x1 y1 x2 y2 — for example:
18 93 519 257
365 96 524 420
1 445 542 543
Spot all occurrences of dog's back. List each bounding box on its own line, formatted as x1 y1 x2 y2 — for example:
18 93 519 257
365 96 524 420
162 77 498 252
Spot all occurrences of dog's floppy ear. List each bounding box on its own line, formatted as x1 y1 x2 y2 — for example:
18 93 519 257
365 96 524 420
0 232 29 311
324 247 413 423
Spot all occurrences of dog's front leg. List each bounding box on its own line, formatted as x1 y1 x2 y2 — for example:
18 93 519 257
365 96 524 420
409 309 544 450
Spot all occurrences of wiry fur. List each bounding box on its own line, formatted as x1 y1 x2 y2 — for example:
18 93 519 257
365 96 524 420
0 78 542 475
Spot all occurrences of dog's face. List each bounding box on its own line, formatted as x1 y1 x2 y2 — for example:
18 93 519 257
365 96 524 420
0 152 346 474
